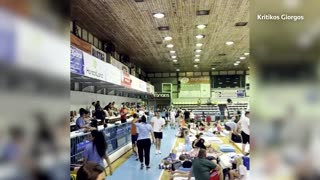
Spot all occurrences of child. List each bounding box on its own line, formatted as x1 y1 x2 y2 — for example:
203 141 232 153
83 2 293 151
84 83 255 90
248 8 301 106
184 130 192 152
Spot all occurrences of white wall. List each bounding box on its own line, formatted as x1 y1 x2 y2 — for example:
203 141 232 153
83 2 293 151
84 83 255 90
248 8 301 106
70 91 141 111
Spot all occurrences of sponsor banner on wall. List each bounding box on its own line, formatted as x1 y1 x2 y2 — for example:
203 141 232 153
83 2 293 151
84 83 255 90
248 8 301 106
70 33 91 54
179 76 210 84
70 46 84 75
139 80 147 92
110 56 130 73
83 53 106 81
121 72 132 88
212 89 245 98
154 92 171 99
130 75 140 91
179 76 210 98
91 45 106 62
105 63 121 86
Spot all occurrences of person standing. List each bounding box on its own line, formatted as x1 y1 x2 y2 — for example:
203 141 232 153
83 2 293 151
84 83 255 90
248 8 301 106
83 130 113 176
238 111 250 154
89 102 95 118
131 114 139 160
133 115 155 170
120 104 128 123
184 109 190 124
95 101 100 111
150 111 166 155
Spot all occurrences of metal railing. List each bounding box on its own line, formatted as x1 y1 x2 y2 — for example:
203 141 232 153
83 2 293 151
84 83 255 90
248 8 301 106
70 122 132 164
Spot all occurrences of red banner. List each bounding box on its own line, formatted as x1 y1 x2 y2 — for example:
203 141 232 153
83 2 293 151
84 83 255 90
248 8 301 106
121 72 132 88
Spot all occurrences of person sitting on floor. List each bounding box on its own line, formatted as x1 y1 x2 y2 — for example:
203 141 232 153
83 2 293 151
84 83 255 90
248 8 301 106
192 134 211 149
229 156 248 180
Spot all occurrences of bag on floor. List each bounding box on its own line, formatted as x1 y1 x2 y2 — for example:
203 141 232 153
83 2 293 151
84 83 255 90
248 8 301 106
242 156 250 170
231 134 242 143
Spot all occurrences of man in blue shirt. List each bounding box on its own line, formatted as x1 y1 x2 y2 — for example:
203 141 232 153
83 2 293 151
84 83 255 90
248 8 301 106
76 108 92 131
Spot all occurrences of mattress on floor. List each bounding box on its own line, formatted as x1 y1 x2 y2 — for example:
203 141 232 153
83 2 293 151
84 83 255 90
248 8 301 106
202 136 223 144
235 143 250 152
219 154 232 169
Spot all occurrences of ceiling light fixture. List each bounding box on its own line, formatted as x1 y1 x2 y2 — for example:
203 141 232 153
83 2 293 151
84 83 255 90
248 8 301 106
197 24 207 29
194 65 198 67
153 13 165 19
196 35 204 39
194 59 200 62
240 56 246 60
195 49 202 53
171 56 177 59
170 51 176 54
226 41 234 45
164 36 172 41
166 44 174 48
236 61 240 63
244 52 250 56
212 67 216 70
173 60 178 62
234 63 239 66
195 55 200 57
196 43 203 47
176 69 180 71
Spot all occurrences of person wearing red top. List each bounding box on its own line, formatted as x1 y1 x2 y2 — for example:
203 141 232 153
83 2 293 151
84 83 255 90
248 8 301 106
120 104 128 123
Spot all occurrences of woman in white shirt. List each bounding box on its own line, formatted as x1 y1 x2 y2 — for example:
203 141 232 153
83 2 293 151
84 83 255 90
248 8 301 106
229 156 247 180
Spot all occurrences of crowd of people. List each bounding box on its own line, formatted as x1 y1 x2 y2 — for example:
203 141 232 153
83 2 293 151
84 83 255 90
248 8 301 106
72 101 250 180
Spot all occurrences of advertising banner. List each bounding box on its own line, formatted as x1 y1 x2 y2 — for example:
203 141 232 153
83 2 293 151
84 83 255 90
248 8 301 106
179 76 210 97
212 89 244 98
91 45 106 62
139 79 147 92
110 56 129 73
70 46 84 75
121 72 132 88
70 33 91 54
105 63 121 86
130 75 140 91
83 53 106 81
154 92 171 99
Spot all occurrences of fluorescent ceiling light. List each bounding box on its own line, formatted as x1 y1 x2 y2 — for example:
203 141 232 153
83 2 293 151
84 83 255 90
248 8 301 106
170 51 176 53
236 61 240 63
240 56 246 60
166 44 174 48
196 43 203 47
195 49 202 53
196 35 204 39
197 24 207 29
212 67 215 70
195 55 201 57
194 65 198 67
173 60 178 62
244 52 250 56
194 59 200 62
176 69 180 71
164 36 172 41
234 63 239 66
153 13 165 19
226 41 234 45
171 56 177 59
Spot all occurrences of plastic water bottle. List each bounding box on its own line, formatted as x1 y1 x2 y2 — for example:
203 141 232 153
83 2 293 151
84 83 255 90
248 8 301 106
225 174 230 180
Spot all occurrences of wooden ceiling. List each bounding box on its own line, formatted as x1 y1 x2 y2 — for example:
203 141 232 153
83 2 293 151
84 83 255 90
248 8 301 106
71 0 249 73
